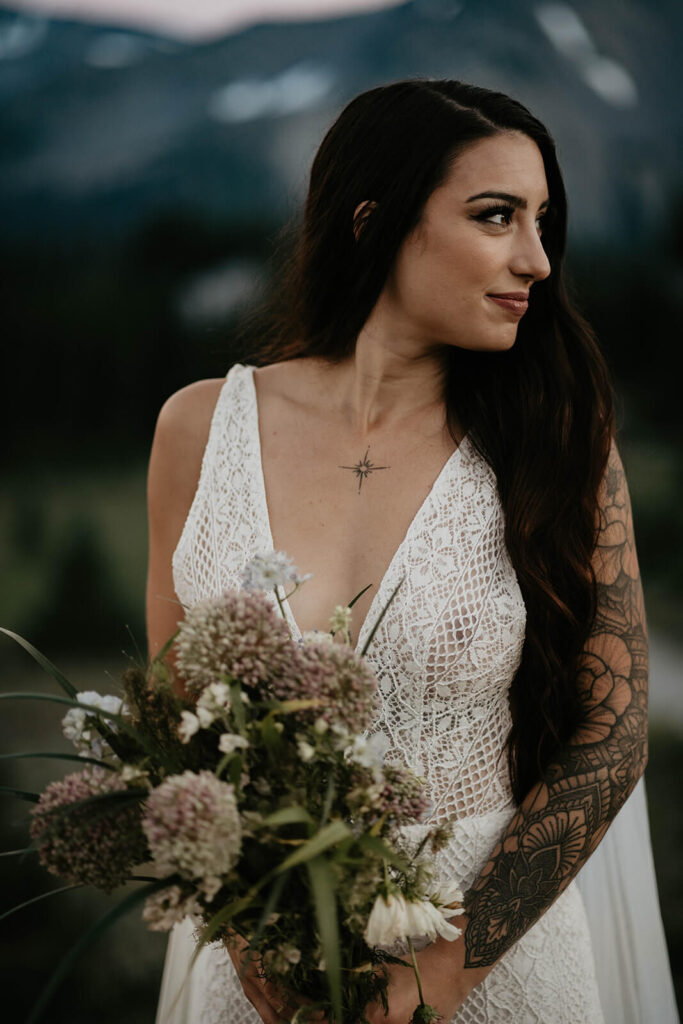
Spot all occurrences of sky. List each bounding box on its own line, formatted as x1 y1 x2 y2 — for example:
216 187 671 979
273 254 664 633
9 0 405 41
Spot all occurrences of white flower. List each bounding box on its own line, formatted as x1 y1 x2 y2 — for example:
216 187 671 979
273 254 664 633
433 881 465 921
218 733 250 756
263 942 303 973
296 736 316 763
313 717 329 734
301 629 334 645
61 690 125 761
329 605 352 633
120 765 151 787
240 550 312 592
364 891 411 948
196 682 231 729
364 890 463 950
142 885 202 931
178 711 200 743
404 897 461 942
344 732 390 769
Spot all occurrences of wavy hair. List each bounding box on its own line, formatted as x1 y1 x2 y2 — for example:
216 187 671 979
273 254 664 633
238 78 615 803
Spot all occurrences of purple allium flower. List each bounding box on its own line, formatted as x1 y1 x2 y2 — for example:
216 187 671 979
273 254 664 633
346 762 430 828
29 767 148 893
173 591 297 693
142 771 242 900
272 640 380 734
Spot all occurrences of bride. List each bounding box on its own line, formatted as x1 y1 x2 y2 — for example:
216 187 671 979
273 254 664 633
146 79 679 1022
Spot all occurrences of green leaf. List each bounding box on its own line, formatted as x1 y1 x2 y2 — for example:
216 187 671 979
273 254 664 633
0 883 82 923
155 628 180 662
276 820 351 873
260 714 283 755
0 752 117 770
261 805 314 829
228 681 246 733
0 692 169 767
0 848 38 859
0 628 77 697
0 691 129 725
356 834 412 874
0 786 39 802
346 583 373 611
360 574 405 657
30 787 148 822
307 855 342 1023
25 879 169 1024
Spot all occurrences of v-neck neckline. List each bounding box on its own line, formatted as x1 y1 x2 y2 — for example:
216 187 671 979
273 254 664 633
244 362 470 654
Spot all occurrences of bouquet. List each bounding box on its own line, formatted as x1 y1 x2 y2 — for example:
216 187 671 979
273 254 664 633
1 551 464 1024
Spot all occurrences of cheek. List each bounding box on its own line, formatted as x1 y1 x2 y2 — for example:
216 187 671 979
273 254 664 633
395 235 493 316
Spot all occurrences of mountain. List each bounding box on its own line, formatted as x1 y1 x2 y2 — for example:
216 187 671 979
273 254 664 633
0 0 681 246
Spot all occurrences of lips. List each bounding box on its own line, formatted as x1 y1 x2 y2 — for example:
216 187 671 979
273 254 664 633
486 294 528 316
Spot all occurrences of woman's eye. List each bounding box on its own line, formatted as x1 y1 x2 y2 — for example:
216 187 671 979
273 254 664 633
476 206 547 234
482 206 513 226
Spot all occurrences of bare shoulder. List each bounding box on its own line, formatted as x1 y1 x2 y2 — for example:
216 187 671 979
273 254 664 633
146 377 226 666
154 377 226 455
147 377 226 535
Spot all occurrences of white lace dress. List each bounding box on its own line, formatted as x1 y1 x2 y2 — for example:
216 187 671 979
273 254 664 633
155 362 678 1024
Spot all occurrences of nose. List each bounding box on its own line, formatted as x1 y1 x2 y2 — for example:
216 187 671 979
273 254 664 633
511 220 552 283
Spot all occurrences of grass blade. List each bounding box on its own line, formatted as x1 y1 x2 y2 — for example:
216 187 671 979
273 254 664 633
0 628 78 697
360 575 405 658
307 855 342 1023
0 752 117 771
25 879 169 1024
276 820 351 872
0 883 82 923
0 786 40 802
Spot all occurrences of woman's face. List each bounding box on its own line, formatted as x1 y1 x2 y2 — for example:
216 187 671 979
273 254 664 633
385 131 552 353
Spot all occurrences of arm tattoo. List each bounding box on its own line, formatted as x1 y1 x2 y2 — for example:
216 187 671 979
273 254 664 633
461 440 649 969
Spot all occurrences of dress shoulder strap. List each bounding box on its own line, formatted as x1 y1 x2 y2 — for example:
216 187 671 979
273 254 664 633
171 362 253 609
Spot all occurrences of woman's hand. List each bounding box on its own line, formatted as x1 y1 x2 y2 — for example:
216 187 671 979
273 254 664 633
363 929 487 1024
225 930 327 1024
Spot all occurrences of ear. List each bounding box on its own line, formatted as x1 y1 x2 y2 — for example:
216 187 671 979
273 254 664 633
353 200 378 242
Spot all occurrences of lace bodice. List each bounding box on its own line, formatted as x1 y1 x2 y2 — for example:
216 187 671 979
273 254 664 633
162 362 606 1024
172 362 525 825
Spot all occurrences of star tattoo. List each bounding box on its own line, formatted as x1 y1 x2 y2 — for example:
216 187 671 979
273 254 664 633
338 447 390 494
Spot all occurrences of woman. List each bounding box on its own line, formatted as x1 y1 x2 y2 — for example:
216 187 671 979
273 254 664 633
147 80 678 1023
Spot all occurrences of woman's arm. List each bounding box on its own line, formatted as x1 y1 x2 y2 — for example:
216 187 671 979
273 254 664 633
145 378 224 697
364 437 649 1024
456 436 648 989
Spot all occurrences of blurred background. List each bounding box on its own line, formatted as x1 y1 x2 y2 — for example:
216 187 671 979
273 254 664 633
0 0 681 1020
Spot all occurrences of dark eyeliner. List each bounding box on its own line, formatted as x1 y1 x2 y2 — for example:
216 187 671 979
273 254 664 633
472 203 548 231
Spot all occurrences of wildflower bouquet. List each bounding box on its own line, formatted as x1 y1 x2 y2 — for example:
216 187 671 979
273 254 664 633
1 552 464 1024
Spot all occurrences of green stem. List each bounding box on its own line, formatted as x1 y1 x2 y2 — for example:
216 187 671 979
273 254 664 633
408 936 425 1007
273 586 292 636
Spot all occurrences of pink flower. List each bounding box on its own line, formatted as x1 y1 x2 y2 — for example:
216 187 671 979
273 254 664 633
29 767 147 892
142 771 242 900
173 591 296 693
272 640 380 734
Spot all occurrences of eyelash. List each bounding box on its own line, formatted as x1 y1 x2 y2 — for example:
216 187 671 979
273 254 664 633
475 204 548 234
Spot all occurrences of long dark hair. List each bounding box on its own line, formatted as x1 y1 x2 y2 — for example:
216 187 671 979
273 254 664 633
237 78 615 804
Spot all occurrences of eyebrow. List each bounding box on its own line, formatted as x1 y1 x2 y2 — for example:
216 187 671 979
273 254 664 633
466 191 550 210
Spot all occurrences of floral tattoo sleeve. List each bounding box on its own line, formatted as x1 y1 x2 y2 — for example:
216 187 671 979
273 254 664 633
461 438 649 970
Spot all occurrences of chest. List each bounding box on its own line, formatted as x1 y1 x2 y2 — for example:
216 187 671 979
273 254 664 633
254 381 460 644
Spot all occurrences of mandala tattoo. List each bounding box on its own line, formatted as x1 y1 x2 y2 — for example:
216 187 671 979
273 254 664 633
461 439 649 970
338 447 390 494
